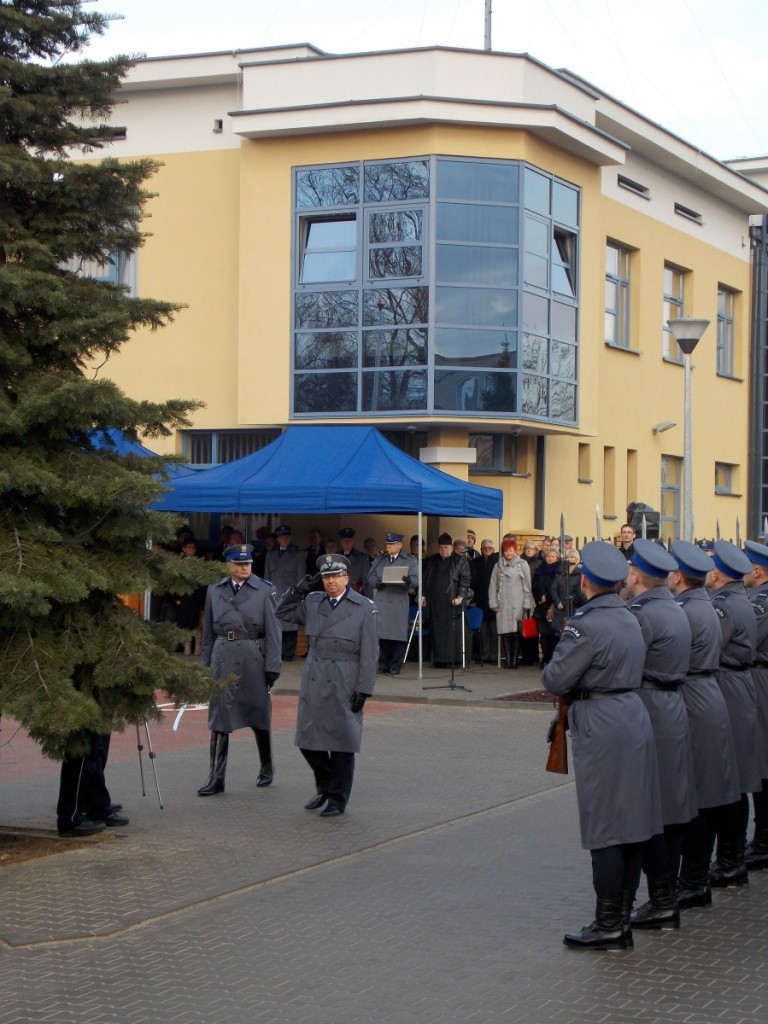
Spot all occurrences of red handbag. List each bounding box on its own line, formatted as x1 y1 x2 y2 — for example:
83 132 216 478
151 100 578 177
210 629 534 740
521 617 538 638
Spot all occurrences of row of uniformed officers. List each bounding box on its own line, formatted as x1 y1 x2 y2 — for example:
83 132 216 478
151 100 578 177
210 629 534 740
542 536 768 951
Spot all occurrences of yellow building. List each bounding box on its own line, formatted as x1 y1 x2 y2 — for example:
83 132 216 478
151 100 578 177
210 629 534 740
98 44 768 546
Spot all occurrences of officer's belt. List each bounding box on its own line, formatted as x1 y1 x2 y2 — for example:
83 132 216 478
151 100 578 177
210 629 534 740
718 662 751 671
216 631 265 641
640 679 679 692
308 643 360 662
686 671 715 679
576 688 632 701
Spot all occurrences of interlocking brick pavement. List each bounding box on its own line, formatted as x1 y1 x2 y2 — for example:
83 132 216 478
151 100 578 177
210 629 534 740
2 696 768 1023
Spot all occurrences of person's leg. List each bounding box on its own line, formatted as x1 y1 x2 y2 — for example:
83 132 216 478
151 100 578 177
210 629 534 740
323 752 355 813
563 846 631 951
301 748 332 808
631 832 679 930
197 732 229 796
748 780 768 867
678 810 715 908
253 728 274 786
388 640 407 676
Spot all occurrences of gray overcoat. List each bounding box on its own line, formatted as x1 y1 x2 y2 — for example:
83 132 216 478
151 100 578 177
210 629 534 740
542 593 663 850
264 544 307 634
365 552 419 641
627 587 698 826
488 555 533 634
200 574 282 733
340 547 369 592
676 587 741 809
278 587 378 753
711 581 761 793
748 583 768 780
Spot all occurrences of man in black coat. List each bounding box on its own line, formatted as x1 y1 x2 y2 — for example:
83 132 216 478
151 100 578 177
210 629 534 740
422 533 472 667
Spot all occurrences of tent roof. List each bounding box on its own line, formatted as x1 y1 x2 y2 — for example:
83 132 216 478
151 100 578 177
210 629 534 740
90 429 195 476
151 426 502 518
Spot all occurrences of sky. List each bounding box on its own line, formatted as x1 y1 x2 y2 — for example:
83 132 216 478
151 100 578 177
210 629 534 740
77 0 768 163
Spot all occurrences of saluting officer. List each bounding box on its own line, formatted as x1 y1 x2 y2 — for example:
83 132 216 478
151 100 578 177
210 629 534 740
668 540 741 910
197 544 282 796
742 539 768 870
542 542 662 952
365 532 418 676
278 554 378 817
625 540 696 932
708 539 759 886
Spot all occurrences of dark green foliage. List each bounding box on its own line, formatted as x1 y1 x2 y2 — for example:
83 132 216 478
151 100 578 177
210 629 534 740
0 2 219 759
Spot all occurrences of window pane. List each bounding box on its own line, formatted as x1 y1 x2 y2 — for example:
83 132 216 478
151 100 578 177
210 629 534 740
305 219 356 248
553 181 579 227
552 301 576 343
524 167 550 214
436 244 517 286
523 293 549 335
295 290 359 329
363 328 427 366
435 286 517 327
437 159 519 202
434 370 517 412
435 327 517 368
605 244 618 276
470 434 494 467
294 373 358 413
521 374 548 416
551 340 576 379
436 202 518 243
550 380 576 420
362 369 428 410
295 331 358 369
364 161 429 202
525 216 549 255
301 251 356 283
605 310 616 344
524 252 548 289
368 246 423 279
296 166 359 207
369 210 423 242
362 287 428 326
522 334 548 374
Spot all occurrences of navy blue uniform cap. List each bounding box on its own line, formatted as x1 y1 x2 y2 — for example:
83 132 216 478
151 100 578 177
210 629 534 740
744 539 768 570
385 532 404 543
712 539 752 579
316 553 351 576
338 527 356 539
274 525 291 537
670 539 713 579
631 538 678 578
224 544 253 563
580 541 630 587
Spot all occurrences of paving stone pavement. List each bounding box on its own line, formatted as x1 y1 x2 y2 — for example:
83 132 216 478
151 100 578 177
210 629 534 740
2 671 768 1023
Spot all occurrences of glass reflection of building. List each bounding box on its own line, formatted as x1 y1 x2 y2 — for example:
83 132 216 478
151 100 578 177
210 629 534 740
293 156 579 424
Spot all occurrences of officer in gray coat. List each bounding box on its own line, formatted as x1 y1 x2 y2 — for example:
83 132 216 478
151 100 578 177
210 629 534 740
265 525 307 661
278 554 378 817
542 542 662 952
625 539 697 932
197 544 282 796
743 539 768 870
365 532 418 676
708 539 759 886
669 540 741 909
338 527 369 593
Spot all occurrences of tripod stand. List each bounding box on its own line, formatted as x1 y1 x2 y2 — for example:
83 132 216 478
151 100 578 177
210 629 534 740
423 599 472 693
136 719 163 809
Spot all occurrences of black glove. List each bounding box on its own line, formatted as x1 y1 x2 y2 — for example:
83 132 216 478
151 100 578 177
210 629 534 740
265 671 280 690
349 691 368 713
546 712 559 744
296 573 321 595
402 575 411 585
377 581 386 589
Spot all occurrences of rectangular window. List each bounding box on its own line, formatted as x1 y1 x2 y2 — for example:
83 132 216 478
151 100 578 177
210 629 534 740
662 265 687 362
605 243 631 348
627 449 638 506
183 429 281 467
299 216 357 284
63 249 138 296
578 442 591 482
715 462 737 495
717 287 736 377
660 455 682 542
469 433 518 474
603 446 616 516
618 174 650 199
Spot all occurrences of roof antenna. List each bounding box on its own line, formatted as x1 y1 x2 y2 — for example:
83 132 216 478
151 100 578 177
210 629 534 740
484 0 493 51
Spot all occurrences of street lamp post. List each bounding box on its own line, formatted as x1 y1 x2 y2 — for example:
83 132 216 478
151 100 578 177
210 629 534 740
667 317 710 541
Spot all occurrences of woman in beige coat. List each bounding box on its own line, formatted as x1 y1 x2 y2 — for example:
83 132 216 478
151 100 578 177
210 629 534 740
489 538 533 669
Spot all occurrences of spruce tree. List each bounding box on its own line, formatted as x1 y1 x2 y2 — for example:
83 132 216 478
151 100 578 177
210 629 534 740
0 1 217 759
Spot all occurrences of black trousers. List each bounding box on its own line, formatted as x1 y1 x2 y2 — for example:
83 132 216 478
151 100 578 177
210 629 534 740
379 638 406 675
590 842 644 899
56 731 113 831
300 749 355 811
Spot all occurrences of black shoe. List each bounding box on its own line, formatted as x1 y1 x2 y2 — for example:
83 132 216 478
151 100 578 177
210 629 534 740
256 768 274 787
563 920 632 951
101 812 129 827
676 885 712 909
320 805 344 817
109 803 123 813
304 793 327 810
58 819 107 838
197 779 225 796
746 841 768 870
630 898 680 930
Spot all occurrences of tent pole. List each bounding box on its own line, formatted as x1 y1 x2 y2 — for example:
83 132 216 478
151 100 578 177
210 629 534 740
418 510 423 680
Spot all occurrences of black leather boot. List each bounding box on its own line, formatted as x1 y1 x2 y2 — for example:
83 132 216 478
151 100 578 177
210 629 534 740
709 839 748 888
746 826 768 870
676 856 712 909
620 890 635 948
508 635 519 669
563 897 632 951
254 728 274 787
630 875 680 930
197 732 229 796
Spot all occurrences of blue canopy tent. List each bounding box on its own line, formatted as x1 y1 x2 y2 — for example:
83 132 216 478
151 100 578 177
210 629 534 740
90 429 195 477
150 425 502 517
151 426 503 676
